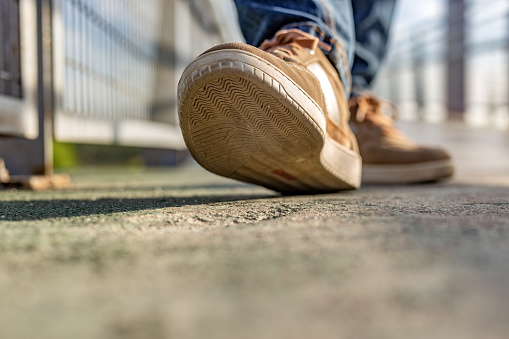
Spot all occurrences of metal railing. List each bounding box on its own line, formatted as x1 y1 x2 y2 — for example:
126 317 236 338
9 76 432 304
0 0 243 185
0 0 22 99
52 0 242 148
0 0 38 138
372 0 509 129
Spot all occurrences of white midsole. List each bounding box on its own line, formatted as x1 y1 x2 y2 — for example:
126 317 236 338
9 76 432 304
322 135 362 187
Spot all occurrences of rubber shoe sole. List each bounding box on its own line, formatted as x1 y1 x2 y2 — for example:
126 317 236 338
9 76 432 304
178 49 361 194
362 159 455 184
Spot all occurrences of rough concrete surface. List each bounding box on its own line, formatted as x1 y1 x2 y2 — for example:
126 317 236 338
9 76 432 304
0 122 508 339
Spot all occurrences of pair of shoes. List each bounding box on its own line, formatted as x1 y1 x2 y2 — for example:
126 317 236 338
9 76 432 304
178 30 453 193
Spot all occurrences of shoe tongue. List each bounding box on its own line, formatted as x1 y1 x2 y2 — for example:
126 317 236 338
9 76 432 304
259 29 330 54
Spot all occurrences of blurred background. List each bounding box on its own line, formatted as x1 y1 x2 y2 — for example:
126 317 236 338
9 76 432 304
374 0 509 130
0 0 507 180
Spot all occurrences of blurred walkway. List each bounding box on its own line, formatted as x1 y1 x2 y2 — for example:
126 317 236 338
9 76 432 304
0 122 508 339
399 121 509 185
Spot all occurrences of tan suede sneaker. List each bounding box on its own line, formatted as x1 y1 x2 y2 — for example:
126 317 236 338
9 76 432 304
349 94 454 184
178 29 361 193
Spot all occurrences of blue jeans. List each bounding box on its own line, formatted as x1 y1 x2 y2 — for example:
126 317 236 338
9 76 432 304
233 0 396 98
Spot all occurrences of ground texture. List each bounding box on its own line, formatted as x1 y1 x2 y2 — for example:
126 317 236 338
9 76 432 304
1 123 508 339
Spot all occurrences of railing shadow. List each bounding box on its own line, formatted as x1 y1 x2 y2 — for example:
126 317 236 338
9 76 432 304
0 193 275 221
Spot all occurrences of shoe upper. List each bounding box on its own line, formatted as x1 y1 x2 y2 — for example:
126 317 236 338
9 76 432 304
349 94 452 165
201 29 358 153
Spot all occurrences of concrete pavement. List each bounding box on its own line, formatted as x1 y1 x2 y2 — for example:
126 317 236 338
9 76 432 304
0 122 508 339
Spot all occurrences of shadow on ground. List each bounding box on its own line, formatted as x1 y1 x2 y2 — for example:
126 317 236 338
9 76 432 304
69 182 257 192
3 181 508 222
0 193 275 221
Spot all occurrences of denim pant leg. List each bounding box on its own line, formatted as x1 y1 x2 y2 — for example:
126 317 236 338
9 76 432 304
233 0 356 97
351 0 397 92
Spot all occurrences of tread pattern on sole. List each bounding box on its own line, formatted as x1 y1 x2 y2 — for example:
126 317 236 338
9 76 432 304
179 57 359 193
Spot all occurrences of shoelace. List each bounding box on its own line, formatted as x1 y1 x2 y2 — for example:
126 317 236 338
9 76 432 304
259 29 332 59
350 95 407 139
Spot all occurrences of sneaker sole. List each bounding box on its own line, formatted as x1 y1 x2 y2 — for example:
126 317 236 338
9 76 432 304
362 159 455 184
178 49 361 194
